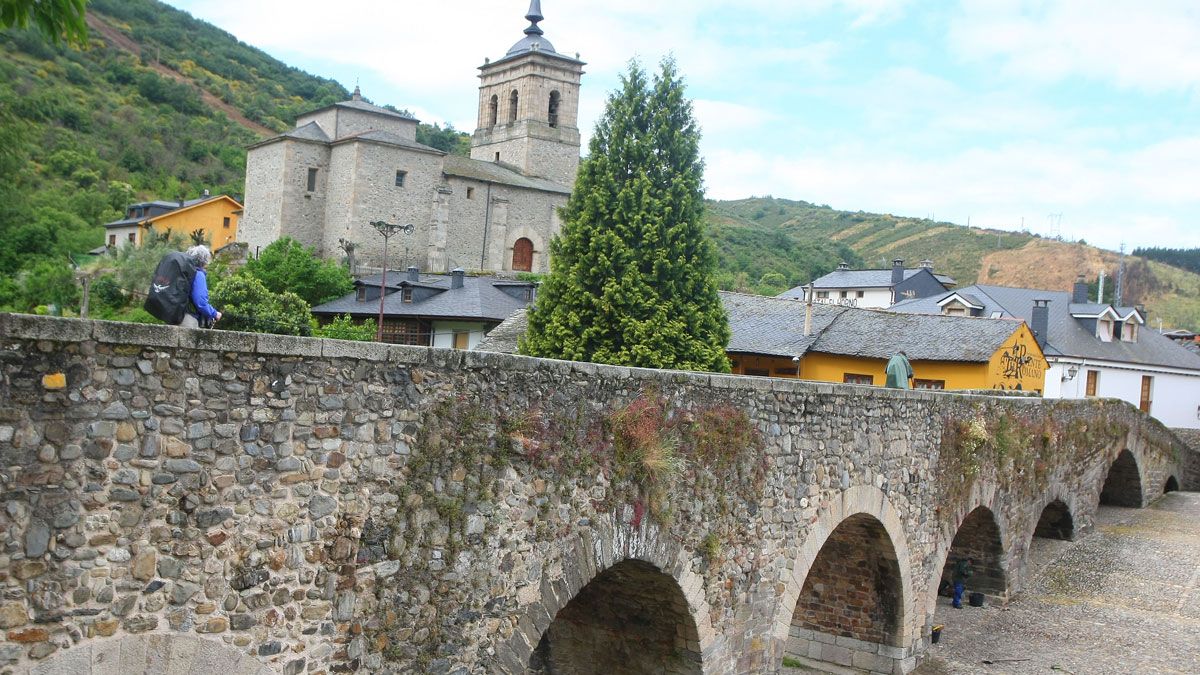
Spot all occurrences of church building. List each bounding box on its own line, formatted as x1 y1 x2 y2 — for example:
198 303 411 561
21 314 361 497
238 1 582 274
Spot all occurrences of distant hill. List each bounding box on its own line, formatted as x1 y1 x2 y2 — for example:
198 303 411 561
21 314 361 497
705 197 1200 331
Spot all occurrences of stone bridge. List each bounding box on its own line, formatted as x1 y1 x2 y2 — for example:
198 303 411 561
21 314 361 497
0 314 1188 675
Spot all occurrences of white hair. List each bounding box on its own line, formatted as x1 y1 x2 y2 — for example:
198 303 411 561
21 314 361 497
186 245 212 268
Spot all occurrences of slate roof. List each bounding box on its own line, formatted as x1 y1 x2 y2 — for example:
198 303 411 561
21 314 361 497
333 98 417 120
311 272 534 322
442 155 572 194
281 121 331 143
102 196 220 229
336 130 443 154
476 291 1026 363
778 268 956 299
890 284 1200 370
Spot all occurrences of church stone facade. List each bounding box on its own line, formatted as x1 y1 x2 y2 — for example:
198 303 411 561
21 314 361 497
239 2 582 274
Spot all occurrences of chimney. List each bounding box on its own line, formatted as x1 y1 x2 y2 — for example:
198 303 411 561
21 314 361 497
836 262 849 271
1072 274 1088 304
803 282 814 336
1032 299 1050 348
891 259 904 285
920 259 934 270
450 268 464 289
202 188 210 198
407 266 419 282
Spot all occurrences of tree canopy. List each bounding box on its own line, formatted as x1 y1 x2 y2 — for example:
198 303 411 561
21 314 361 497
520 60 730 372
0 0 89 46
243 237 354 306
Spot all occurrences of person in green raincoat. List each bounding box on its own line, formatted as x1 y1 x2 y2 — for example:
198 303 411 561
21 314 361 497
885 351 913 389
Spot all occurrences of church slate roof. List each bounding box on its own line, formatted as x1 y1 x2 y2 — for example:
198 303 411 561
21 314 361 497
333 98 416 120
476 291 1025 363
281 121 330 143
337 130 443 154
442 155 572 194
890 284 1200 370
312 273 534 323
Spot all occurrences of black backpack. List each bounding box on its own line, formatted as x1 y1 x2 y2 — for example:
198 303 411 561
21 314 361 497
143 252 197 324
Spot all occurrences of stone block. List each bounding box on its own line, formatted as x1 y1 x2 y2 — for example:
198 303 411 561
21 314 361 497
0 314 92 342
894 656 917 674
29 643 89 675
821 643 852 667
93 320 179 348
321 338 389 361
180 329 257 353
256 333 321 357
385 343 428 365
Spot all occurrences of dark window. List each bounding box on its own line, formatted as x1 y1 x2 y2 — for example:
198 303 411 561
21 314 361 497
488 95 498 127
843 373 874 385
914 379 945 390
356 287 366 302
839 291 848 299
856 291 864 298
128 233 136 243
306 168 318 192
746 368 770 377
509 90 519 122
512 237 534 272
495 152 500 162
466 187 475 199
816 291 829 299
222 217 231 229
401 288 413 303
380 319 431 346
108 234 116 247
395 170 407 187
548 90 561 127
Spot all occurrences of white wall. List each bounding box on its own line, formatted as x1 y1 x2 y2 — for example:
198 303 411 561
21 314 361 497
1045 358 1200 429
432 321 488 350
810 287 893 309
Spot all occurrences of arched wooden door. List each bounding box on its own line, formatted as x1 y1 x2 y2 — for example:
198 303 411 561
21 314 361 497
512 237 534 272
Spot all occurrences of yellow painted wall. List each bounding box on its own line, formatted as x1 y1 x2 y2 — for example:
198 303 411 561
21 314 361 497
730 327 1046 392
142 197 241 249
984 323 1047 393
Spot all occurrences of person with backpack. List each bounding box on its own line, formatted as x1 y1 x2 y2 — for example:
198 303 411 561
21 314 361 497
144 245 221 328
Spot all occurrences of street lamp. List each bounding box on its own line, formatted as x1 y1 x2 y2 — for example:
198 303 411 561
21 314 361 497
369 220 415 342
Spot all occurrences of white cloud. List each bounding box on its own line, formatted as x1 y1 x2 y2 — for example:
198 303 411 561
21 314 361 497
950 0 1200 92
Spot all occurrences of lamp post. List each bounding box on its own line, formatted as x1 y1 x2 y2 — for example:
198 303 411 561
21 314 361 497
369 220 415 342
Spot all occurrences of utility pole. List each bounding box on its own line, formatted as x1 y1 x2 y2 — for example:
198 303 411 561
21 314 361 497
1115 242 1126 306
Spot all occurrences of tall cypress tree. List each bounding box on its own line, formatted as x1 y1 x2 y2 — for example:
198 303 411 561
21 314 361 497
520 60 730 372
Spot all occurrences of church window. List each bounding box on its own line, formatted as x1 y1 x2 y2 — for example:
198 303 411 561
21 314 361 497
488 95 498 127
466 187 475 199
395 170 407 187
495 152 500 162
509 90 518 123
306 168 318 192
548 90 561 127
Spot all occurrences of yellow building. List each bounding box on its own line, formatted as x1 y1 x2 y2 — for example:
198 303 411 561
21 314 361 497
103 194 242 251
724 292 1047 393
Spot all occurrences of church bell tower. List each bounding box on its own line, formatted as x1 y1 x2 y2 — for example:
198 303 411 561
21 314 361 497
470 1 584 187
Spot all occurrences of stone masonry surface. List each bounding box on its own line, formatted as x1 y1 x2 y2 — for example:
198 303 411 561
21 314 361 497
0 314 1188 674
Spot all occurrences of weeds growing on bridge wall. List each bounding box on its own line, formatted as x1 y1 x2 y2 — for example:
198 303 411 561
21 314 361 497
937 401 1132 509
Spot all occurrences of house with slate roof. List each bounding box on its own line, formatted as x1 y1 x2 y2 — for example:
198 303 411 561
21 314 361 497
311 267 535 350
778 259 955 309
477 291 1047 392
102 192 242 251
239 2 582 277
890 277 1200 428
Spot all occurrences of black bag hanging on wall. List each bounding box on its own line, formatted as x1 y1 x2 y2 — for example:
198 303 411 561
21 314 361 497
143 251 196 324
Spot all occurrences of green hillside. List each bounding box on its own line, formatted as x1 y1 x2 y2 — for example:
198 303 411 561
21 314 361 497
0 0 465 311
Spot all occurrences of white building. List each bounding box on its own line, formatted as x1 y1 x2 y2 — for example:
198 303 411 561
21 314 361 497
778 259 954 309
891 278 1200 429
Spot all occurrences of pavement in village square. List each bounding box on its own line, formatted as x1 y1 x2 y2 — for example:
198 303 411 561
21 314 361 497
913 492 1200 675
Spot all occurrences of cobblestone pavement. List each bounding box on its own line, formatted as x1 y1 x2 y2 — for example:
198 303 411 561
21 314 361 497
916 492 1200 675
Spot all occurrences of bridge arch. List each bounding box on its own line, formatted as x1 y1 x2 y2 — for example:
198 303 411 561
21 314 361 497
1032 497 1076 541
1164 475 1180 493
776 485 915 673
31 634 272 674
502 515 720 674
1100 448 1144 508
921 483 1010 623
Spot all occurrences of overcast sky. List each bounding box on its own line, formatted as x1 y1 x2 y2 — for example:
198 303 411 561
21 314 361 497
167 0 1199 252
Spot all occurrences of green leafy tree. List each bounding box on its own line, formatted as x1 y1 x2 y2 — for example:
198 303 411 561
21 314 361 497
210 275 313 336
0 0 89 46
314 314 376 341
520 60 730 372
19 260 79 311
244 237 354 306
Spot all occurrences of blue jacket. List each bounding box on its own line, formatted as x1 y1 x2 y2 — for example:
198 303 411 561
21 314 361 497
190 269 218 320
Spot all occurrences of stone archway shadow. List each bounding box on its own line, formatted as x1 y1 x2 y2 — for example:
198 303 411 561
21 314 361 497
921 482 1010 623
1099 448 1145 508
773 485 917 669
497 513 724 674
31 634 273 674
1164 476 1180 494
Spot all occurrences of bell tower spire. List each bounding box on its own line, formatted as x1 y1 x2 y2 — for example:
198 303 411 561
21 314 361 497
470 1 585 186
